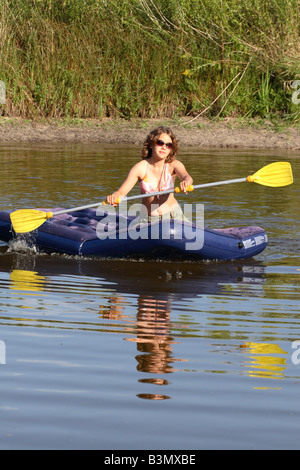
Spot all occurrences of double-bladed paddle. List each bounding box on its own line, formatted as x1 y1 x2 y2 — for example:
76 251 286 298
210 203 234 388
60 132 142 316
10 161 293 234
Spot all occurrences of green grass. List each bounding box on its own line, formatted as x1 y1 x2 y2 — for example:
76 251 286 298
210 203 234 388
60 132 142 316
0 0 299 121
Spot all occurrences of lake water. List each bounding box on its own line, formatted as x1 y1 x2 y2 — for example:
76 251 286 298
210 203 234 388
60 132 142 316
0 143 299 450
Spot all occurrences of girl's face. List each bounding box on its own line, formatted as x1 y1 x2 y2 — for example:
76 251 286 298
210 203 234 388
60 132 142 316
151 133 173 161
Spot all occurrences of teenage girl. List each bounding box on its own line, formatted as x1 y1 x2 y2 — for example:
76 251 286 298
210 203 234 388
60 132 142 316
106 126 193 221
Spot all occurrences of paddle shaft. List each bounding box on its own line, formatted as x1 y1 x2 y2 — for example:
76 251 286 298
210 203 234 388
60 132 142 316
192 177 246 191
52 201 110 216
51 177 247 216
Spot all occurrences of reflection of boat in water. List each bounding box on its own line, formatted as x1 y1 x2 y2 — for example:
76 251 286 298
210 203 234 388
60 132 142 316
0 250 268 400
0 208 267 260
0 248 266 300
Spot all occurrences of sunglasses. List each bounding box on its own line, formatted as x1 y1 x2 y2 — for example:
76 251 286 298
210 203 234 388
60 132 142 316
156 139 173 149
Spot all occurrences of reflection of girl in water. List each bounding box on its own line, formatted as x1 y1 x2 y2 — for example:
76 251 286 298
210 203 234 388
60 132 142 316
99 295 127 320
135 296 176 375
99 294 181 375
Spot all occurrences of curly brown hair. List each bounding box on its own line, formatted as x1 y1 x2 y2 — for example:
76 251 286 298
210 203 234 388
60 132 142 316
141 126 179 163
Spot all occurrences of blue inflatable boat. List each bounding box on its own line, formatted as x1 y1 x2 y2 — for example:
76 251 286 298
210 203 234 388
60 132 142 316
0 208 267 260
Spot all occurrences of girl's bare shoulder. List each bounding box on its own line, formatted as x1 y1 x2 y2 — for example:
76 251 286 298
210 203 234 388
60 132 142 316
169 159 185 172
129 159 148 177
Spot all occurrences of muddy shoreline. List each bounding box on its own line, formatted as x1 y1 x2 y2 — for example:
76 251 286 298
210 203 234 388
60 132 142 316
0 117 299 151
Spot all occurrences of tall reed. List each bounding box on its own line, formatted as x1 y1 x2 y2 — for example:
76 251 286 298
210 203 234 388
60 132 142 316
0 0 299 120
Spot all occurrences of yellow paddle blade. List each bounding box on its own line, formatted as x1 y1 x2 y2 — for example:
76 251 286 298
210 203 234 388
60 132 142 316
10 209 53 234
247 162 293 187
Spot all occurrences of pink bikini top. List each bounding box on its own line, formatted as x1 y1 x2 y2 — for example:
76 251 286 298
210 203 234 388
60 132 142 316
140 161 174 196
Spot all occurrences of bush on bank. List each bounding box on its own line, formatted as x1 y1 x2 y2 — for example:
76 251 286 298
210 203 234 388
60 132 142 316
0 0 299 121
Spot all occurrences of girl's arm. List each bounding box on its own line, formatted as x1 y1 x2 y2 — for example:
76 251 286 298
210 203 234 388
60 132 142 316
172 160 193 192
106 162 144 206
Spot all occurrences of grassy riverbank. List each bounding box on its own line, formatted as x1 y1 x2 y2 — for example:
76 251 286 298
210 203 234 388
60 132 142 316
0 0 299 121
